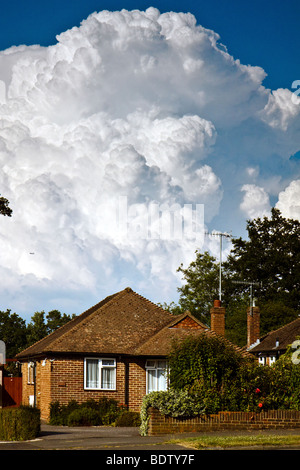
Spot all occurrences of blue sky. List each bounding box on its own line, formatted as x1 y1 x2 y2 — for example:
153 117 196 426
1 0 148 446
0 1 299 319
0 0 299 90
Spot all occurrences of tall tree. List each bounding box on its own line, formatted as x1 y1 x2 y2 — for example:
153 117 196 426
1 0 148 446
26 310 76 346
46 309 76 334
175 250 220 324
226 208 300 310
0 310 27 357
26 311 48 346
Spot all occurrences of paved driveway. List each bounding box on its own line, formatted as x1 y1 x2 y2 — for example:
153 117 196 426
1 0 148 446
0 424 186 450
1 424 300 451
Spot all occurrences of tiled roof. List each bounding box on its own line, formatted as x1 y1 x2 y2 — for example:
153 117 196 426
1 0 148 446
16 288 175 358
16 287 251 359
250 317 300 353
134 311 207 356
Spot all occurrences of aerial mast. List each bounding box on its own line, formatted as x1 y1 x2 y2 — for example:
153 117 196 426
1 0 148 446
232 280 261 314
205 231 232 302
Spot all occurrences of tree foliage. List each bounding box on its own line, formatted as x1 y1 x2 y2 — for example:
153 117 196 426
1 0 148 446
175 251 220 323
0 309 76 361
227 208 300 311
0 310 27 359
0 196 12 217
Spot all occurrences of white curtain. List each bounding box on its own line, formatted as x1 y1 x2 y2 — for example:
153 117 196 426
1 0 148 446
147 369 156 393
157 369 167 391
101 367 115 389
86 359 99 388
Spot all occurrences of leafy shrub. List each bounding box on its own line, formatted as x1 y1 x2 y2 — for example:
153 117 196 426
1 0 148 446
49 397 126 426
67 407 102 426
140 389 205 436
166 334 300 416
168 334 248 392
0 406 40 441
115 411 141 427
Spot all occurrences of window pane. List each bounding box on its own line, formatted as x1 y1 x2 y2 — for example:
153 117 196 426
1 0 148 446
158 361 167 369
102 359 115 366
146 360 156 368
147 369 156 393
101 367 115 389
86 359 99 388
157 369 167 391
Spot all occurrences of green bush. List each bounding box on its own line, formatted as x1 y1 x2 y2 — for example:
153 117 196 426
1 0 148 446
140 389 205 436
0 406 40 441
168 334 248 393
67 407 102 426
49 397 126 426
115 411 141 427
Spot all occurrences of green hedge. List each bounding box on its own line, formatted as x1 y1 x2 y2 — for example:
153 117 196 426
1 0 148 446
49 398 132 426
0 406 40 441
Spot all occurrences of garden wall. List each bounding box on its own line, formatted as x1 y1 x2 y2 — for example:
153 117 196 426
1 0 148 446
147 407 300 435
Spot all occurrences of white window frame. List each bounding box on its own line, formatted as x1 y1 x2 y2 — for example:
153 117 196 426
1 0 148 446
269 355 276 365
145 359 168 394
258 356 266 365
84 358 116 390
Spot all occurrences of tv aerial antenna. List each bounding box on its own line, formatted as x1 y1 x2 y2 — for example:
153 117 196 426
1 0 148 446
205 231 233 302
232 280 262 314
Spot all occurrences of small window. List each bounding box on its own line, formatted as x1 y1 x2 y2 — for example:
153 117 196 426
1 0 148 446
84 358 116 390
145 359 168 393
258 356 266 365
269 356 276 365
28 362 35 384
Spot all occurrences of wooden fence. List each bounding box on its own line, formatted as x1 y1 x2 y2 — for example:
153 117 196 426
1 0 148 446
2 377 22 408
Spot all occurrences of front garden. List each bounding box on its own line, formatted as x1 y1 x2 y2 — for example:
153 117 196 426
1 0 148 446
140 334 300 435
49 397 141 427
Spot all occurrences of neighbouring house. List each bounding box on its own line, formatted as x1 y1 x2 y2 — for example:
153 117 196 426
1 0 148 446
16 287 246 421
248 315 300 365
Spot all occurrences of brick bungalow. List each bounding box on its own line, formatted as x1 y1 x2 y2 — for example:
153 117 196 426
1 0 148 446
16 287 246 421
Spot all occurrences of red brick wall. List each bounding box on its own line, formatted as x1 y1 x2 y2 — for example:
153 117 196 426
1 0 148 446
21 363 34 407
128 357 146 410
172 317 203 329
147 407 300 435
21 356 148 421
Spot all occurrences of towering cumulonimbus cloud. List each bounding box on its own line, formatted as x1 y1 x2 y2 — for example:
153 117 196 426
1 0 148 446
0 8 299 316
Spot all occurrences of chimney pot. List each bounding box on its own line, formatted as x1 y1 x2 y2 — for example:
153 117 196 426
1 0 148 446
214 299 221 308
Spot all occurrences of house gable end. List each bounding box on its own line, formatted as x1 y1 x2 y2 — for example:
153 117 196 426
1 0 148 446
170 315 205 330
169 311 207 330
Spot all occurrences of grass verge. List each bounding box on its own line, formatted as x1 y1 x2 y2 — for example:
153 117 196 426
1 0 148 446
168 434 300 449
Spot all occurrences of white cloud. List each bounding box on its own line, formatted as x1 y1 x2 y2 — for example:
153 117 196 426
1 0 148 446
276 179 300 220
240 184 271 219
261 88 300 131
0 8 298 317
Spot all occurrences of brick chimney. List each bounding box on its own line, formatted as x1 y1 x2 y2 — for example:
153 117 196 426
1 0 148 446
210 300 225 336
247 305 260 348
